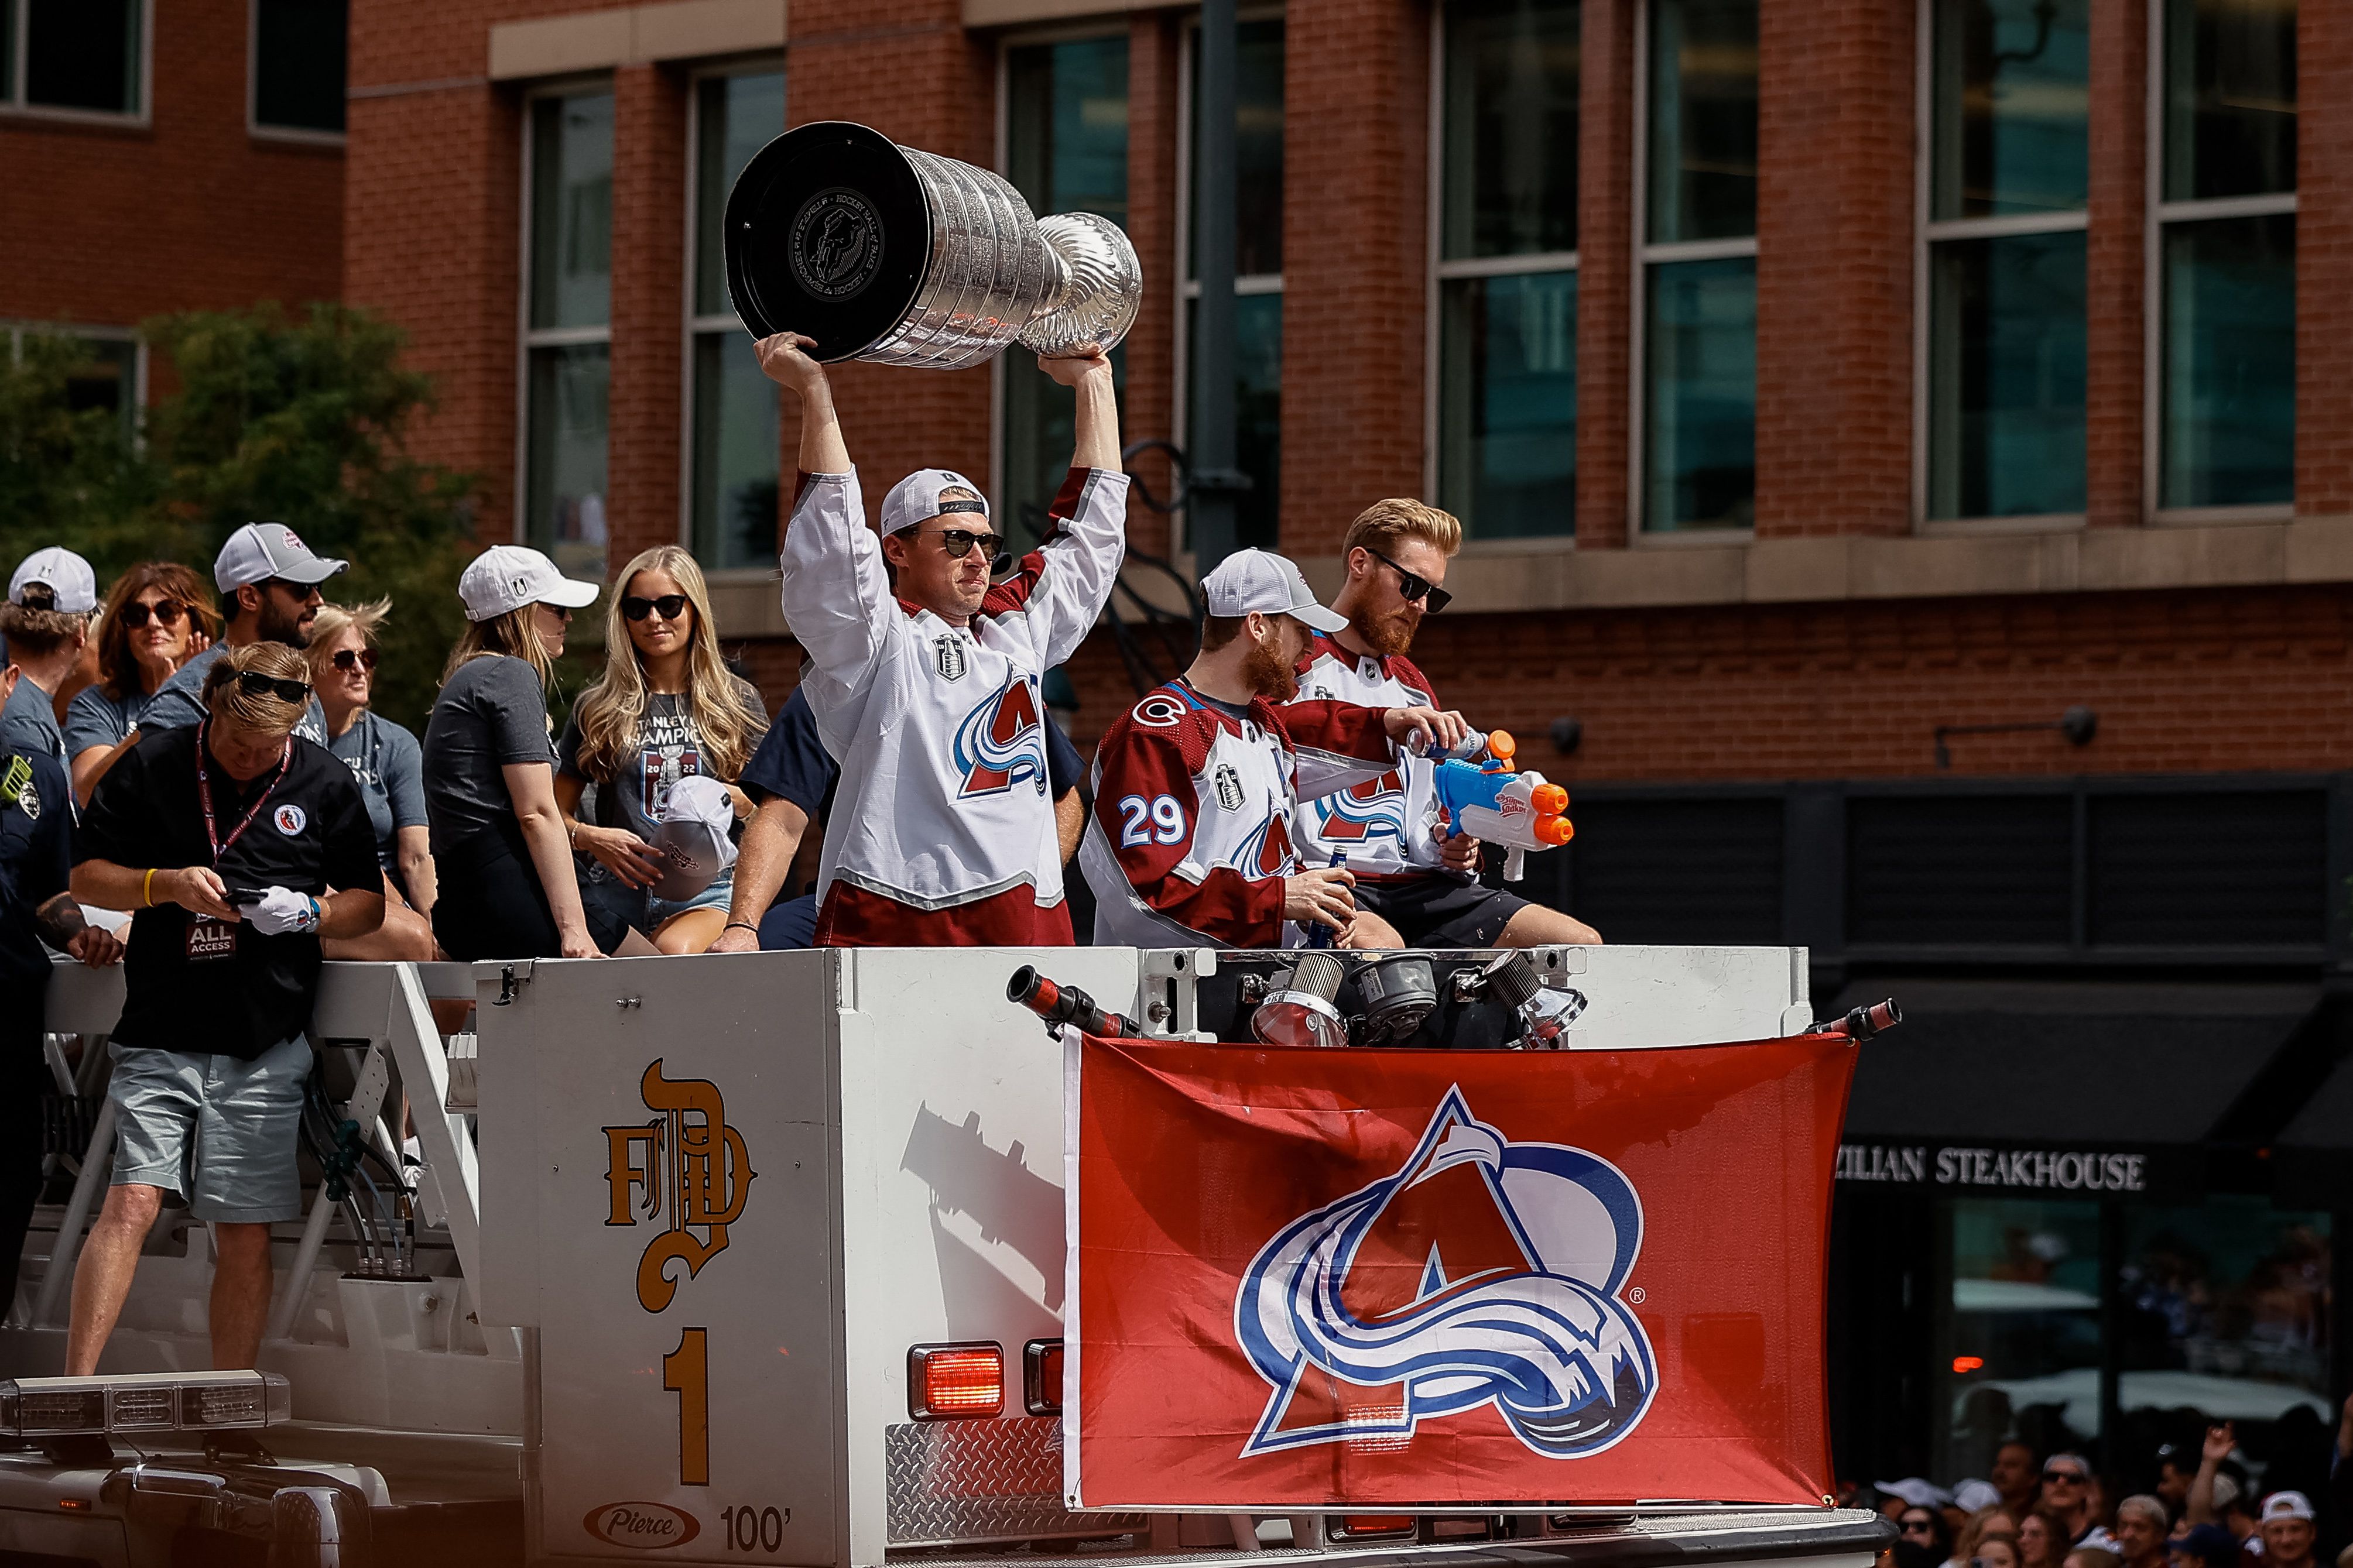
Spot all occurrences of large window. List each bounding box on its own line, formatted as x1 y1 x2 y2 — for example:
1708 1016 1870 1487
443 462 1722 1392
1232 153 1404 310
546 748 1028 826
522 88 614 581
1180 17 1284 551
687 67 783 571
251 0 345 136
0 0 145 118
1002 35 1128 548
2156 0 2296 512
1639 0 1756 531
1434 0 1578 540
5 327 141 439
1923 0 2090 522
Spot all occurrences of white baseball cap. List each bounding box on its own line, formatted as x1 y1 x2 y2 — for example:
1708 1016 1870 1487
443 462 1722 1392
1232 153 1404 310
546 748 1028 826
214 521 350 593
8 546 98 613
2258 1492 2314 1524
648 774 739 901
457 544 601 622
1200 548 1347 633
879 468 990 538
1951 1480 2002 1514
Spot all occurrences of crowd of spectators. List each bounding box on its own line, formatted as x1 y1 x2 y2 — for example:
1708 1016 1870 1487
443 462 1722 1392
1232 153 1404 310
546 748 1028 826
1859 1412 2353 1568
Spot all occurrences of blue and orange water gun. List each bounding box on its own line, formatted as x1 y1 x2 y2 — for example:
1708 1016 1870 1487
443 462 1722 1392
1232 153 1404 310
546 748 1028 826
1422 729 1573 881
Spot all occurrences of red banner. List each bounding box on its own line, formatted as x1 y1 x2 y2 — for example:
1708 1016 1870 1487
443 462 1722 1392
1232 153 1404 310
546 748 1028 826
1064 1036 1855 1510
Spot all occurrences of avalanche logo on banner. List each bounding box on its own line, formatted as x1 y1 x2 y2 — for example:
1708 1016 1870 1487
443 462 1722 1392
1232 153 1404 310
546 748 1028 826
1234 1088 1656 1460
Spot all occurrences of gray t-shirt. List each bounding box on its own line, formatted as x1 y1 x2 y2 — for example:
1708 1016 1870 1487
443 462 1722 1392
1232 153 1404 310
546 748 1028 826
555 680 762 844
422 655 556 855
0 675 64 762
143 642 328 743
63 682 156 759
327 709 429 870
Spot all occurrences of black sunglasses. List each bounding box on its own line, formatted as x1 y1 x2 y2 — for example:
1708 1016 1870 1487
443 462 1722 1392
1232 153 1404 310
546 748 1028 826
119 599 188 629
262 576 321 599
1364 546 1452 613
331 647 378 672
622 593 691 622
2043 1470 2085 1484
924 528 1014 575
235 670 312 704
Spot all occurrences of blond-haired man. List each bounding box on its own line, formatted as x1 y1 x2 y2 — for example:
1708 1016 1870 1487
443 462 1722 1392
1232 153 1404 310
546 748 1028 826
67 641 382 1376
1288 498 1602 948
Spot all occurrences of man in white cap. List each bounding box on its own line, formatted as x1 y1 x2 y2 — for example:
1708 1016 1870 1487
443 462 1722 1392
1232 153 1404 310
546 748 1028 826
141 522 348 740
2 546 99 762
2253 1494 2316 1568
1080 547 1465 949
752 330 1126 945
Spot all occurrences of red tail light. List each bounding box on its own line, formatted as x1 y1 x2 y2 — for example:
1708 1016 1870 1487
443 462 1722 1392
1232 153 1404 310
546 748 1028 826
1335 1516 1416 1540
908 1343 1003 1419
1023 1339 1064 1415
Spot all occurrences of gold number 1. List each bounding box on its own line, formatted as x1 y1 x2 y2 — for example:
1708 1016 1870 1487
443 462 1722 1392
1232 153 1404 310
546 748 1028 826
663 1326 710 1485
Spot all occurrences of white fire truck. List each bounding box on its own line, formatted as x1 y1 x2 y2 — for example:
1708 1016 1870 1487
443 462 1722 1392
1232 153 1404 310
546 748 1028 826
3 943 1893 1568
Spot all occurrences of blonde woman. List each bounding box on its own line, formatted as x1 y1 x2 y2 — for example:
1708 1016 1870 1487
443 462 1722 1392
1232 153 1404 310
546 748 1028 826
420 546 607 960
556 544 765 954
306 599 439 962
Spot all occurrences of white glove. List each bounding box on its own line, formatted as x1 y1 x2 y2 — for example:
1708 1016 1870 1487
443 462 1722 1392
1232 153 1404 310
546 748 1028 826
241 886 321 936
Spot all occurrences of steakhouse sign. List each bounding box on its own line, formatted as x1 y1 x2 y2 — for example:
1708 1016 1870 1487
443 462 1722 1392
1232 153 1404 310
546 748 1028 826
1837 1143 2150 1193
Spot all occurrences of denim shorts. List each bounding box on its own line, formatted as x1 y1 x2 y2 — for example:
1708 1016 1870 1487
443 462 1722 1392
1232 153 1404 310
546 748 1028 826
107 1034 311 1224
646 865 736 927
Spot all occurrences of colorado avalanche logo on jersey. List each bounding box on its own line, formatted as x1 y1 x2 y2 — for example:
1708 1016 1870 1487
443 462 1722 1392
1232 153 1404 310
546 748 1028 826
953 675 1048 798
1311 770 1407 847
1234 1089 1657 1460
1233 807 1295 877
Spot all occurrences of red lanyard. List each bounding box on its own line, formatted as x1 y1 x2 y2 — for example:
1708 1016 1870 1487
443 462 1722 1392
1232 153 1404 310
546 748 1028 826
194 719 292 865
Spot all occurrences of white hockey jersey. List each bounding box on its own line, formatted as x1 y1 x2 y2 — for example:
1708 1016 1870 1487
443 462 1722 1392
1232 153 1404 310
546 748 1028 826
1287 630 1447 880
1080 678 1396 949
779 463 1129 945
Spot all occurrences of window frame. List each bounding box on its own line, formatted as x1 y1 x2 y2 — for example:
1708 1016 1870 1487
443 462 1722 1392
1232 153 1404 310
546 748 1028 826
1627 0 1758 544
991 19 1133 533
1422 0 1582 550
1170 4 1287 561
246 0 347 147
1911 0 2092 535
679 54 786 578
4 321 148 444
0 0 153 127
514 75 616 550
2141 0 2299 527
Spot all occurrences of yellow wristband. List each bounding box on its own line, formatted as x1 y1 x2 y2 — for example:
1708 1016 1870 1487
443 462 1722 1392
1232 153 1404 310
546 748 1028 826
142 867 157 908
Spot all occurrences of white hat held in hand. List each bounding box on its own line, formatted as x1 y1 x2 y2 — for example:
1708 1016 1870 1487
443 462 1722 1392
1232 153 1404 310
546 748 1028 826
458 544 601 622
1200 547 1347 634
647 774 738 901
9 546 99 613
214 522 350 593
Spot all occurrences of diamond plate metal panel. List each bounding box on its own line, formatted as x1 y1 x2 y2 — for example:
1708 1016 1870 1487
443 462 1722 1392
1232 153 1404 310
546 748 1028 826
886 1417 1146 1546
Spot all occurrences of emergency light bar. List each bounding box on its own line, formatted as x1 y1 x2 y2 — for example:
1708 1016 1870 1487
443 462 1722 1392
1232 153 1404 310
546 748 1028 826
0 1371 292 1436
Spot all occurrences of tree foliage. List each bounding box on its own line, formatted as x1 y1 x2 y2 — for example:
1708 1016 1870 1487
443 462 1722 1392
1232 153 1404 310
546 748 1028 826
0 304 480 730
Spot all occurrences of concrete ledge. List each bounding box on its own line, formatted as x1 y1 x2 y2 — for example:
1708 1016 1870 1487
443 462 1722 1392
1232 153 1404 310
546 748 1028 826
963 0 1157 29
1288 514 2353 616
489 0 786 81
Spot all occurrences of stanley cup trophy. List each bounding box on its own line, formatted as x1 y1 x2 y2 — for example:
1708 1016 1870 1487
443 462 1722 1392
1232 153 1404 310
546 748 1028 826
722 121 1143 369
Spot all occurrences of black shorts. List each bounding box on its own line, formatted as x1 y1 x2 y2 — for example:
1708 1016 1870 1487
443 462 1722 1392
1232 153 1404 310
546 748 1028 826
1351 875 1530 948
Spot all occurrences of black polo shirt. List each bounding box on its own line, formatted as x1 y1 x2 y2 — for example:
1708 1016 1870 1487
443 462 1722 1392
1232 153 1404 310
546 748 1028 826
78 724 378 1061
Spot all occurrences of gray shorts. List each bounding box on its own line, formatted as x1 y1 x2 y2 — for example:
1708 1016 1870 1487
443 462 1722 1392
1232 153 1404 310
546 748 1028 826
107 1034 313 1224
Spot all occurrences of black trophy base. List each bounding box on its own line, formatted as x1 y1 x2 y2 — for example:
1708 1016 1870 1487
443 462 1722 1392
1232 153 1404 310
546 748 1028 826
723 121 932 362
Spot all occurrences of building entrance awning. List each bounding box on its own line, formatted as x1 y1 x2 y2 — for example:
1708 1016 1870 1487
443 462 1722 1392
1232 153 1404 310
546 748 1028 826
1831 979 2321 1200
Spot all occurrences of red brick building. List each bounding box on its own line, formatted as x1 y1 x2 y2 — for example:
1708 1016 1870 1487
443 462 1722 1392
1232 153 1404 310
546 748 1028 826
1 0 346 409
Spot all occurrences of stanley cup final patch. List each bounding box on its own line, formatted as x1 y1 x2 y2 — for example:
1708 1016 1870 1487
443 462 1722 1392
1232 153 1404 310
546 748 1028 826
1212 763 1245 813
935 636 968 682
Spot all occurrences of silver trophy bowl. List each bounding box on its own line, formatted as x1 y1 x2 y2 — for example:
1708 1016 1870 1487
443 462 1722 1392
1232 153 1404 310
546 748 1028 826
723 122 1143 370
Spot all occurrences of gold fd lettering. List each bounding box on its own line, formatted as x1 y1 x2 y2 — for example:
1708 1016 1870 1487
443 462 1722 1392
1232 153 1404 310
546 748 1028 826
602 1060 758 1313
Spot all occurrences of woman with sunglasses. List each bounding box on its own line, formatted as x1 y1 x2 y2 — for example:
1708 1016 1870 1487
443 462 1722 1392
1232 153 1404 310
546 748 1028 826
556 545 766 954
64 562 220 807
422 545 611 960
306 600 441 962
